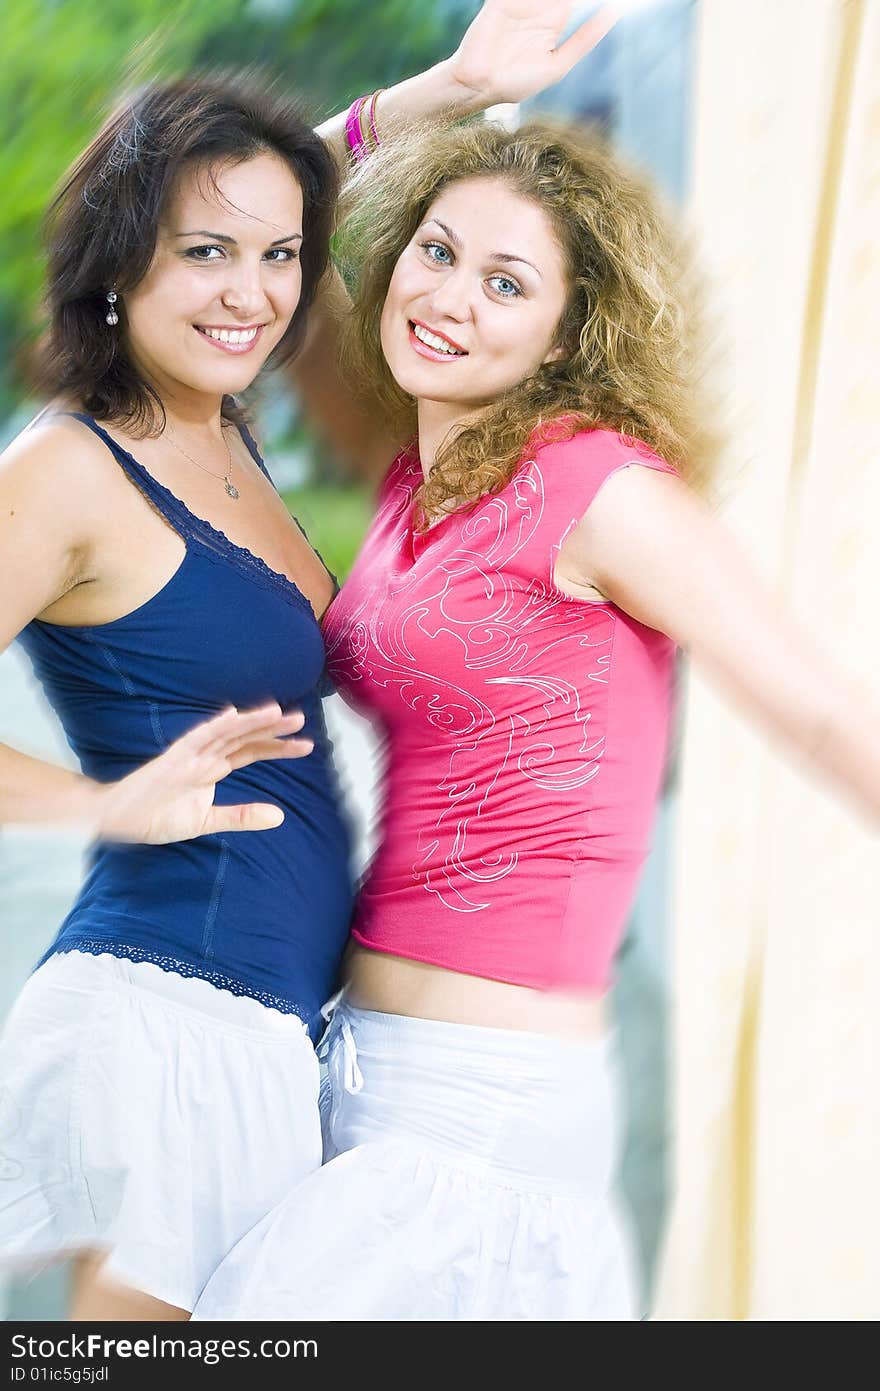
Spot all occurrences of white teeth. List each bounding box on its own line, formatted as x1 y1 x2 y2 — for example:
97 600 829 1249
412 323 462 355
201 326 259 345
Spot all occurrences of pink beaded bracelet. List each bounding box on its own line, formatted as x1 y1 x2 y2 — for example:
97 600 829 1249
367 89 383 148
344 90 384 163
344 95 370 162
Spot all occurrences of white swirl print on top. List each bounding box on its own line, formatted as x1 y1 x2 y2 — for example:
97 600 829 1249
324 456 614 915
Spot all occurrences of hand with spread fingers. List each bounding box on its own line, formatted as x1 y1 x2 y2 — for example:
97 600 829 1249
95 704 312 844
449 0 618 107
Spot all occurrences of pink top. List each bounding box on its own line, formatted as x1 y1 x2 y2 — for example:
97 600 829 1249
323 427 678 991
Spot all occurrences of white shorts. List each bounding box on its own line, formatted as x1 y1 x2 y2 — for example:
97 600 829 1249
194 1003 638 1321
0 950 322 1311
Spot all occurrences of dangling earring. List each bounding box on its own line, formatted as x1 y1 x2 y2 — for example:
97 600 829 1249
105 289 119 326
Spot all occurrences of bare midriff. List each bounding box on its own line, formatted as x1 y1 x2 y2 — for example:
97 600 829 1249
344 942 607 1038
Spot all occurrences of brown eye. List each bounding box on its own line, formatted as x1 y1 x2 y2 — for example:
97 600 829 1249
184 245 224 261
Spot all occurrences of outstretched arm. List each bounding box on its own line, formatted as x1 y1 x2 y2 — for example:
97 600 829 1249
565 465 880 829
293 2 619 480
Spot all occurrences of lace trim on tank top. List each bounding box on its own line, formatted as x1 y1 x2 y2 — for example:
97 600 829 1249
237 418 340 599
49 938 312 1022
68 414 338 622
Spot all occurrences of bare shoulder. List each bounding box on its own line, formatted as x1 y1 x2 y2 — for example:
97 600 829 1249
566 463 739 640
2 409 114 481
571 452 694 532
0 412 130 638
0 411 123 537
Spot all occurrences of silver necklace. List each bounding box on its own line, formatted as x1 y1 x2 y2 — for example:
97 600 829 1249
165 425 239 500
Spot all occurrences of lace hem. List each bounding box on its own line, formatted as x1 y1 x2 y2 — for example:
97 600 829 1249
46 939 311 1023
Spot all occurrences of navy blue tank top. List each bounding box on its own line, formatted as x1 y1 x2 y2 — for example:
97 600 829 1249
17 414 354 1035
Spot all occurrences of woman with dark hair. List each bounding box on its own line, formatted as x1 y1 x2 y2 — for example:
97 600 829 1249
0 2 616 1321
194 112 880 1321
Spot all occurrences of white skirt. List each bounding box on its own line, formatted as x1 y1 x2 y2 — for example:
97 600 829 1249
0 950 322 1311
194 1003 638 1321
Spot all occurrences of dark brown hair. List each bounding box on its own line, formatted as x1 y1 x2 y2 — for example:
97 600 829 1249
38 72 338 433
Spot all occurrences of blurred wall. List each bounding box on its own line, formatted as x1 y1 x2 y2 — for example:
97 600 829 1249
657 0 880 1320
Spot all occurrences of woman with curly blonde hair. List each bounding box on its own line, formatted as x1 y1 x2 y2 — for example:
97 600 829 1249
342 120 707 504
195 117 880 1323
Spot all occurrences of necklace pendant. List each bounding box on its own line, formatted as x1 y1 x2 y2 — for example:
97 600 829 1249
225 480 240 500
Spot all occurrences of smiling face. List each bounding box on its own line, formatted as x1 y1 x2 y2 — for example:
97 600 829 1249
379 176 570 431
122 151 304 407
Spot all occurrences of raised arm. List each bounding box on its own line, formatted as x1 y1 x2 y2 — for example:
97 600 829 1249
293 1 619 479
315 1 619 170
565 466 880 829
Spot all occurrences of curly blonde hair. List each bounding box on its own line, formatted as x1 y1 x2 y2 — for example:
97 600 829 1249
339 118 712 526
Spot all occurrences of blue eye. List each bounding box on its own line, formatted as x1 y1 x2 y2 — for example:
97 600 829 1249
488 274 522 298
422 241 452 264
